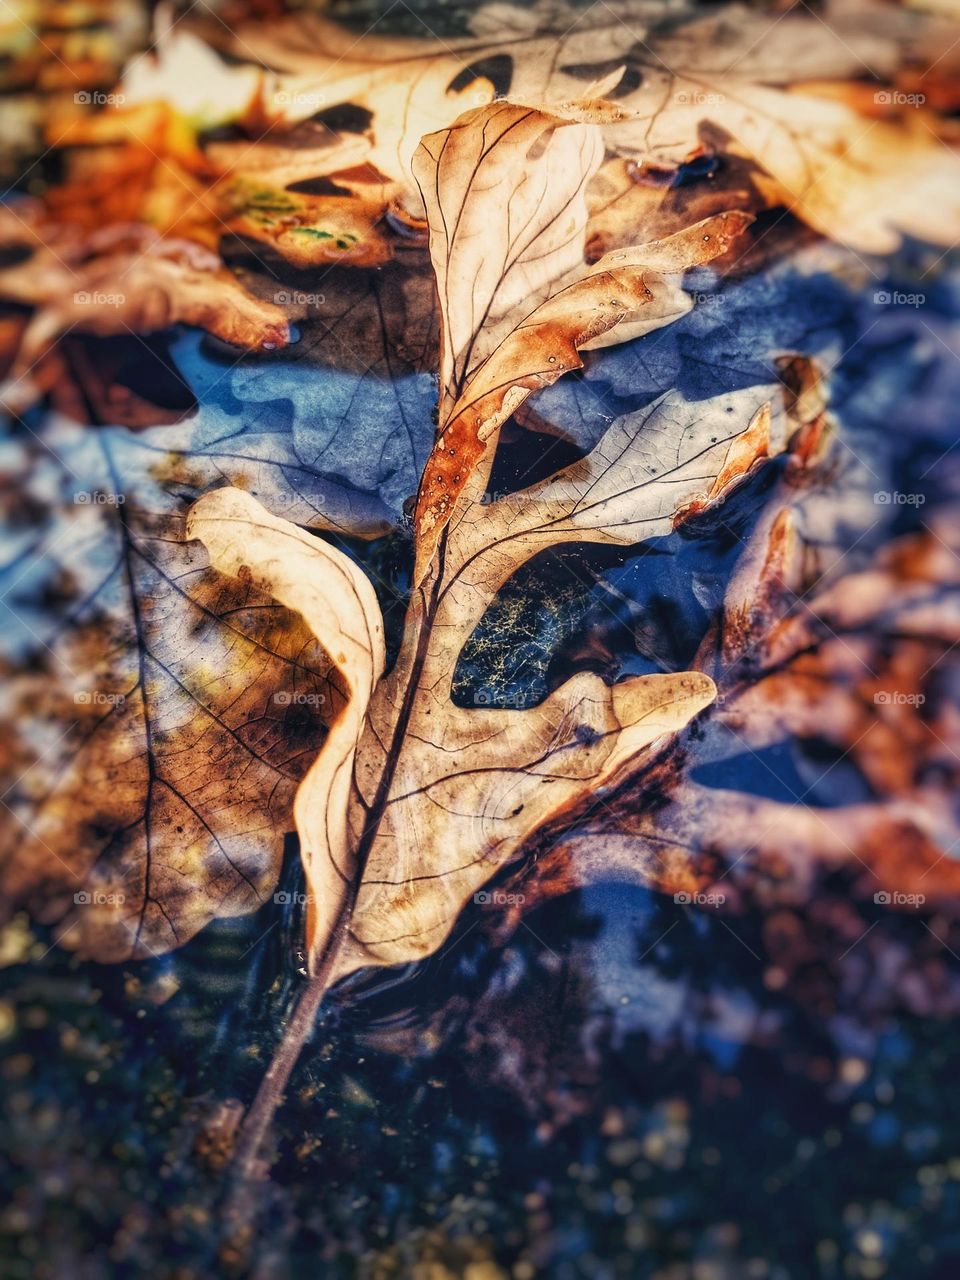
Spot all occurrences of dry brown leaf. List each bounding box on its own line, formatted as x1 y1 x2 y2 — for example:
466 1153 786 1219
209 0 960 252
0 233 290 414
0 447 340 961
409 101 754 585
178 107 789 1194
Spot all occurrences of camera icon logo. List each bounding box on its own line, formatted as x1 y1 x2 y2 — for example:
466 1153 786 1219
874 491 891 504
73 890 91 904
874 891 892 904
274 891 292 904
673 891 692 904
474 890 491 905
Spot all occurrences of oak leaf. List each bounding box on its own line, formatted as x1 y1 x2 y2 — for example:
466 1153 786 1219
187 100 781 1000
191 387 781 1197
213 0 960 252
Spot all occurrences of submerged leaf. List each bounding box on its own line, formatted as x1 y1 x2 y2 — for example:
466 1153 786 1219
0 430 336 960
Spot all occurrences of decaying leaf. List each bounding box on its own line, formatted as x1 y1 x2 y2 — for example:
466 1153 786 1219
0 232 290 414
0 263 439 958
217 176 393 269
409 100 755 582
188 101 782 998
210 0 960 251
0 426 337 961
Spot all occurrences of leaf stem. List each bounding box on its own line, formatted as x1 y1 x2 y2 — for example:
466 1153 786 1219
221 555 447 1236
221 946 337 1233
231 979 327 1177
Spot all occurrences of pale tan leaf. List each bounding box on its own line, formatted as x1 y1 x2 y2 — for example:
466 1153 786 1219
197 372 788 993
410 100 754 584
208 0 960 251
411 102 606 420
